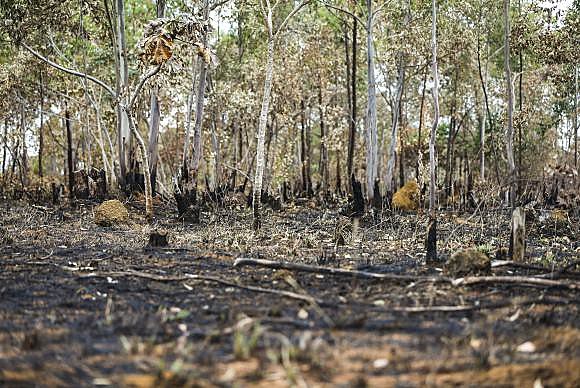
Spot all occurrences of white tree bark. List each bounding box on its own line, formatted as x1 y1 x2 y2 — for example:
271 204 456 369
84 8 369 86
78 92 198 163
147 1 166 193
426 0 440 262
574 65 578 168
124 64 163 221
385 0 409 195
192 0 210 176
252 16 274 229
504 0 516 207
116 0 130 183
365 0 378 203
252 0 308 229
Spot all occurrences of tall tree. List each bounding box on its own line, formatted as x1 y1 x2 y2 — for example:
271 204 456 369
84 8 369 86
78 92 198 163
252 0 308 230
365 0 379 204
426 0 440 263
385 0 410 200
147 0 166 195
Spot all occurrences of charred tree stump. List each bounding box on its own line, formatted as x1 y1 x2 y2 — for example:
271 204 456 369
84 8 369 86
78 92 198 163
350 174 365 216
372 179 382 210
148 230 168 247
174 186 199 223
426 216 437 264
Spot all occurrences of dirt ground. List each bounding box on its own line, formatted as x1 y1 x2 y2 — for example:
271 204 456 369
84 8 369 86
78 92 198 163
0 197 579 387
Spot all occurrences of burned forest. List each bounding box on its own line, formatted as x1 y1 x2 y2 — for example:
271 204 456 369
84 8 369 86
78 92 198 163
0 0 579 386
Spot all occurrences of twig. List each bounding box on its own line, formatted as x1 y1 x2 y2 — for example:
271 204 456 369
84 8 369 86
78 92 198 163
78 269 326 305
22 42 116 97
453 275 579 290
234 257 450 283
443 199 484 248
493 260 580 279
379 296 579 313
491 260 561 272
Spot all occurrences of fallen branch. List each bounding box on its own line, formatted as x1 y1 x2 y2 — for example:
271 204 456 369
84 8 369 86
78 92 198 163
374 296 579 313
234 257 450 283
453 275 579 290
78 269 325 305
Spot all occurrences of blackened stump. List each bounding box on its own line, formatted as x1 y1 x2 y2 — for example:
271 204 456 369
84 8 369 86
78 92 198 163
148 230 168 247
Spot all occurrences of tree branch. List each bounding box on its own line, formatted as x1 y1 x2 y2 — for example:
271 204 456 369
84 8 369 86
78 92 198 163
128 63 163 110
274 0 311 37
234 257 450 283
317 0 365 27
22 42 116 98
78 269 326 305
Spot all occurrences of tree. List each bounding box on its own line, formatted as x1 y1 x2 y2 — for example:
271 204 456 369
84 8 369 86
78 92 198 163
426 0 440 263
252 0 309 230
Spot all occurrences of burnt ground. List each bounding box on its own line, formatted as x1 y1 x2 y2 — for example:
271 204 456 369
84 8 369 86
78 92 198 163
0 197 579 387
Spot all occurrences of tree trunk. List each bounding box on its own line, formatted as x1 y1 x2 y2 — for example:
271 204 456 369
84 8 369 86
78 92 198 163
416 67 428 180
445 69 458 200
115 0 130 188
386 0 409 199
505 0 517 259
65 106 74 199
253 20 275 229
38 71 44 179
319 84 329 195
385 56 405 198
574 65 578 168
517 0 523 177
20 101 28 187
477 36 498 184
365 0 378 204
346 15 357 183
504 0 516 208
398 101 405 189
147 0 166 195
126 110 153 221
426 0 440 263
192 56 208 176
2 118 7 176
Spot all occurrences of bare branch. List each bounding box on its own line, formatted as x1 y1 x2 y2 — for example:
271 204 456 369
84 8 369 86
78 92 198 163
234 257 450 283
274 0 311 37
78 269 325 305
317 0 365 27
128 63 163 110
22 42 116 98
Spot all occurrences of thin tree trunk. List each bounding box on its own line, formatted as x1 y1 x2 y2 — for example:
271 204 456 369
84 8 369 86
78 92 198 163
192 5 209 176
574 65 578 168
385 56 405 197
426 0 440 263
365 0 378 203
182 60 198 171
39 71 44 179
505 0 518 260
517 0 523 176
20 101 28 187
126 110 153 220
386 0 409 198
398 100 406 188
504 0 516 208
479 86 486 181
2 118 7 176
477 36 498 184
253 30 274 229
65 106 74 199
319 84 329 195
147 0 166 195
346 15 357 182
445 69 458 199
416 67 427 180
115 0 130 187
